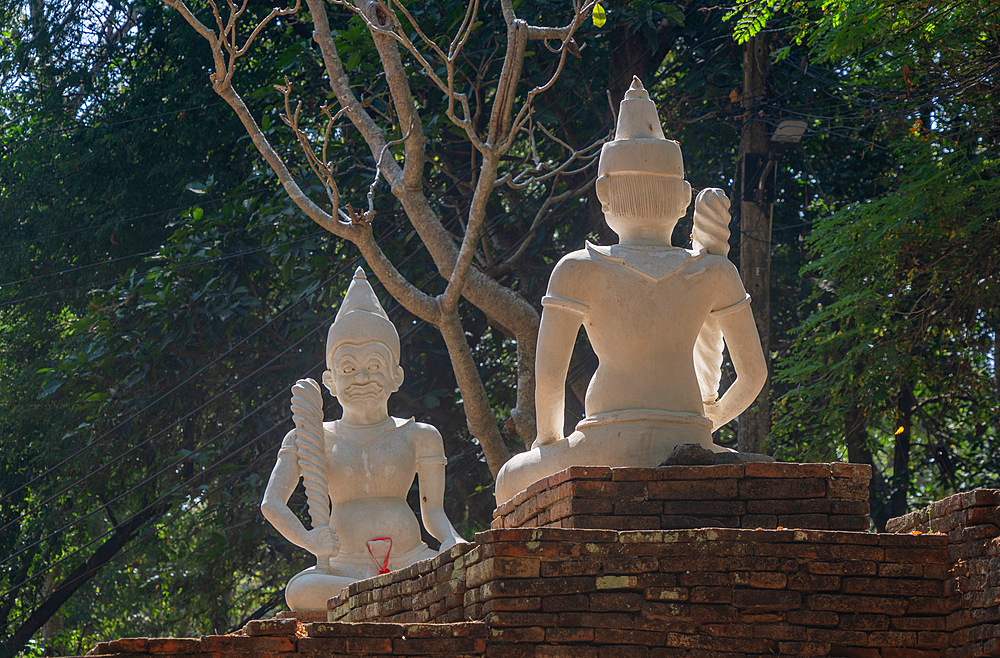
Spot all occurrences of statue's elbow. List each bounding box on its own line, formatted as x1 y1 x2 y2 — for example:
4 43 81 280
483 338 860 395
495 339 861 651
747 358 768 395
260 499 279 522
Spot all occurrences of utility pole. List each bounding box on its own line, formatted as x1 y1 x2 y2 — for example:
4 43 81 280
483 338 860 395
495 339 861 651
737 34 772 454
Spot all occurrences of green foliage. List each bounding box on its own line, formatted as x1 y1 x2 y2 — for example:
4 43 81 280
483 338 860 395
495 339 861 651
758 0 1000 522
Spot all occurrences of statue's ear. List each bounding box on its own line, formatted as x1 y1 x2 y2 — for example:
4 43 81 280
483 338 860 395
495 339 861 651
321 370 337 397
392 365 404 392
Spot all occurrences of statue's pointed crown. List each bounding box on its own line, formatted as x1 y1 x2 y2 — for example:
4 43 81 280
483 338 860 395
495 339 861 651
598 76 684 179
326 267 400 365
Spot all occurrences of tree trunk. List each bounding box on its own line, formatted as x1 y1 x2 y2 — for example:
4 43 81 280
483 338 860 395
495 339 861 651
889 384 915 519
2 504 164 658
737 33 772 454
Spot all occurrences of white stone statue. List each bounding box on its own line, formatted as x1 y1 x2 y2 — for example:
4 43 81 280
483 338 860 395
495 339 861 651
261 268 466 611
494 77 767 504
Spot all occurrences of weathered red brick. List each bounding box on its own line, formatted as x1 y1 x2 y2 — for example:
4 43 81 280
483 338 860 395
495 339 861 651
297 636 348 653
732 589 801 611
107 639 149 653
647 479 737 500
777 641 831 655
804 627 868 645
843 576 941 597
613 499 663 515
660 500 746 515
786 610 839 627
597 645 651 658
641 601 692 621
466 556 541 587
748 572 787 589
827 477 870 501
746 499 828 514
657 464 745 479
199 635 295 652
598 628 666 645
242 619 297 637
744 462 831 478
589 591 643 611
740 478 826 500
610 468 665 481
830 462 872 479
391 636 485 654
481 596 542 613
489 626 546 643
545 625 596 642
567 480 646 500
827 647 879 657
808 594 907 615
740 514 778 528
147 638 201 653
537 647 598 658
570 515 660 530
558 612 635 628
689 586 732 604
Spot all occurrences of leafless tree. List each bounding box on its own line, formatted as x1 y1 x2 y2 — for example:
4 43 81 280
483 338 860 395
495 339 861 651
161 0 605 477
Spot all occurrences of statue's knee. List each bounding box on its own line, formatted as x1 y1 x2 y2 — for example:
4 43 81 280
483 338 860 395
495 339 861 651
285 568 352 611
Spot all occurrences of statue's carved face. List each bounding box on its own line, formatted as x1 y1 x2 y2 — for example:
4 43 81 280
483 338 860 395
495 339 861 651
323 342 403 405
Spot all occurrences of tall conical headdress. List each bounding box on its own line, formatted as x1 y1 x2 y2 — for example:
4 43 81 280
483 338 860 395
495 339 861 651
325 267 400 366
597 77 684 179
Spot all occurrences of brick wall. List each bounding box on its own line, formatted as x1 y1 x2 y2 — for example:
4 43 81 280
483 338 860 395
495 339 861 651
79 618 487 658
492 463 872 532
332 526 953 655
887 489 1000 656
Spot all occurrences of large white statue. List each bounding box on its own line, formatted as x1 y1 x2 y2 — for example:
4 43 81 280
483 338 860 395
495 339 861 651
261 268 465 611
494 78 767 504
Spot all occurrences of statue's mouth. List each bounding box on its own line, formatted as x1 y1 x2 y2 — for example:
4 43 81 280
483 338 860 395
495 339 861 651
346 382 384 398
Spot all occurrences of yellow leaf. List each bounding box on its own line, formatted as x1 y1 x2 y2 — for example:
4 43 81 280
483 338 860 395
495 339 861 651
592 2 607 27
894 425 905 435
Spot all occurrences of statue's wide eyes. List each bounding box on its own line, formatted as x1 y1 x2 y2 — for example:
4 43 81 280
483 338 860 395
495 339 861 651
342 365 356 374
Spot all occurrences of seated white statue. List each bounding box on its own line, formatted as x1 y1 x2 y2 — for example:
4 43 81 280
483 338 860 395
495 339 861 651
261 268 466 611
494 77 767 505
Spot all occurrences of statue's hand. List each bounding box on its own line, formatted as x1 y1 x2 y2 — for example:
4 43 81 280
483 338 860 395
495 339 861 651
703 400 723 433
438 534 468 553
303 525 340 558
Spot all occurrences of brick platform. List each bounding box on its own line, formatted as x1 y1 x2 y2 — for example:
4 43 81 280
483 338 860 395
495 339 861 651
492 463 872 532
330 526 953 655
72 470 1000 656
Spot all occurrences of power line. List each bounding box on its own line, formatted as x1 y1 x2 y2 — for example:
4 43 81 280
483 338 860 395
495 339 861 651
0 213 414 525
0 393 305 603
0 254 354 510
0 184 275 250
0 228 330 308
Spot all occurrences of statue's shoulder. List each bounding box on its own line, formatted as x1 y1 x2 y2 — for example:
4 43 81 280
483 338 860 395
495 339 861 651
396 417 435 435
545 247 602 302
554 246 599 268
549 245 604 280
695 251 739 272
404 419 447 458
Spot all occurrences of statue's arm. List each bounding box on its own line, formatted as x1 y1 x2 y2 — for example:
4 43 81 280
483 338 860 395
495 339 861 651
706 277 767 431
534 258 587 447
414 425 466 551
260 430 338 556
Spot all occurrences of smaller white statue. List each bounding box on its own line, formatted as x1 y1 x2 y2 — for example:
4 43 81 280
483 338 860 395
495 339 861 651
261 268 465 611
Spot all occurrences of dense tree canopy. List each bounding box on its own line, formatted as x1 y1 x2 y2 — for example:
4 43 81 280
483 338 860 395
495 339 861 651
1 0 997 655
